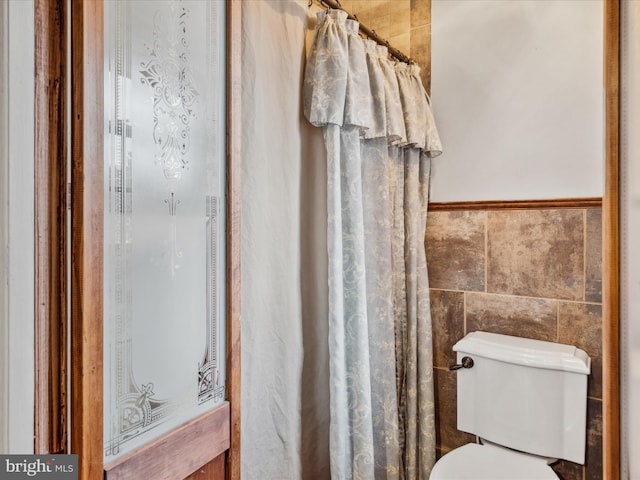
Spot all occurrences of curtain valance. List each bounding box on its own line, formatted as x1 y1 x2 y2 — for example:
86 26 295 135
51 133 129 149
304 9 442 156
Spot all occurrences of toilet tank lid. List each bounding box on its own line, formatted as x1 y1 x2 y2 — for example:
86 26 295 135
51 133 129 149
453 331 591 374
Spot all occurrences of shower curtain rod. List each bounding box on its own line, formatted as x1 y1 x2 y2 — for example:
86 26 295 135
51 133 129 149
312 0 414 65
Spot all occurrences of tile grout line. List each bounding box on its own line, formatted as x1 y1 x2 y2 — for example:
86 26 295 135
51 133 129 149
433 366 451 372
444 289 602 306
583 209 587 303
484 211 488 294
429 287 474 294
556 300 560 342
463 291 467 335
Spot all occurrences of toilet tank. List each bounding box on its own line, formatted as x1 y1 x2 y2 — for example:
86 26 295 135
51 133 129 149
453 331 591 464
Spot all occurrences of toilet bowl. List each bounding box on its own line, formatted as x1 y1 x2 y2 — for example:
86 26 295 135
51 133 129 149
430 442 558 479
429 331 590 480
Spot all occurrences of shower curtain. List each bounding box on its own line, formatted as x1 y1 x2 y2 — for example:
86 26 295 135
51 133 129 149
241 2 331 478
240 2 441 478
304 9 442 479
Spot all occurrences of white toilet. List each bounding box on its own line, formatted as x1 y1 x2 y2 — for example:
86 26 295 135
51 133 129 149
430 331 591 479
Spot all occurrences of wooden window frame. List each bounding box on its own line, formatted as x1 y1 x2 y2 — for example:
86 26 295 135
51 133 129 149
34 0 68 456
34 0 242 478
603 0 620 478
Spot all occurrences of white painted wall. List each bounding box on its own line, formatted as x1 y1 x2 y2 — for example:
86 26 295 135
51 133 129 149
0 0 7 454
621 2 640 477
430 0 603 202
0 0 35 454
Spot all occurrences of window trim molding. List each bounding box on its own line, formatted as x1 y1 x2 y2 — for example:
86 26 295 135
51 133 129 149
602 0 621 478
34 0 68 454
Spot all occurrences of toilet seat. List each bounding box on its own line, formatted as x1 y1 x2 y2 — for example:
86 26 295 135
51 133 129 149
430 442 559 479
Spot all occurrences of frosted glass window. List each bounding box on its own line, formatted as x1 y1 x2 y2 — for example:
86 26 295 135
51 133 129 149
103 0 226 460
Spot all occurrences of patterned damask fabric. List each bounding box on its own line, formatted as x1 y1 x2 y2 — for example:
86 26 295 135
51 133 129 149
304 9 442 480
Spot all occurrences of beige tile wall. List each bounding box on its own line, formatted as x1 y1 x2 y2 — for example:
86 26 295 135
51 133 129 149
341 0 431 91
426 207 603 480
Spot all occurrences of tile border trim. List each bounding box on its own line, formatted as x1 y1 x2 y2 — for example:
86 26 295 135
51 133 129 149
428 197 602 212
